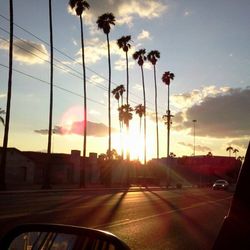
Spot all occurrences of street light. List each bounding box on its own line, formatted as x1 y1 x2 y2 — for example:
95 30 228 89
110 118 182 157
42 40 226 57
192 119 197 156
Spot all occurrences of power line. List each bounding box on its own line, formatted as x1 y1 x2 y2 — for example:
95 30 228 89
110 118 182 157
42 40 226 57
0 63 105 107
0 14 170 113
0 13 168 112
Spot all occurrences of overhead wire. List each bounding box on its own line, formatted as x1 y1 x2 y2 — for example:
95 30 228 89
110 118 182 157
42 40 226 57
0 13 169 116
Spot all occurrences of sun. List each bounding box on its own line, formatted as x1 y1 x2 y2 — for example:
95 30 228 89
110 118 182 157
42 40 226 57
111 122 156 162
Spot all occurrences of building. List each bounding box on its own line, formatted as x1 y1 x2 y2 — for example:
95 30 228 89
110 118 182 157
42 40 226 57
0 147 35 185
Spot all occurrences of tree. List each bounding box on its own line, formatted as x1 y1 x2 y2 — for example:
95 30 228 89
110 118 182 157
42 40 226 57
106 148 119 160
147 50 160 159
97 13 115 158
226 146 234 157
135 104 145 138
117 35 132 105
169 152 176 158
41 0 54 189
233 148 239 158
69 0 89 155
135 104 145 161
207 151 213 157
0 109 5 126
112 84 125 108
118 104 133 185
0 0 13 190
112 85 125 158
162 71 175 157
133 49 147 165
118 104 133 128
237 156 244 162
69 0 90 188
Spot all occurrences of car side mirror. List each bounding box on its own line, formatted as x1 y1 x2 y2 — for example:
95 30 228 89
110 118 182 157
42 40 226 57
0 223 130 250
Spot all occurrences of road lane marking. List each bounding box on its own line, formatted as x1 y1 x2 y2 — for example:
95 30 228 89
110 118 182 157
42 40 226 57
94 219 131 229
0 194 232 220
97 196 232 229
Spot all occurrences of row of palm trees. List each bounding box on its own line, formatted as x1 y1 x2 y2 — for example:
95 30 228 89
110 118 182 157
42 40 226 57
0 0 175 190
226 146 239 158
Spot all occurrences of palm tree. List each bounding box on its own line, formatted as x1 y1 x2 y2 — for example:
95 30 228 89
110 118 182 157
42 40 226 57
162 71 175 157
207 151 213 157
118 104 133 127
119 104 133 185
135 104 145 161
69 0 89 161
226 146 234 157
233 148 239 158
117 35 132 105
0 0 13 190
112 84 125 158
237 156 244 162
118 104 133 160
133 49 147 165
41 0 54 189
169 152 176 158
97 13 115 158
135 104 145 139
0 109 5 126
147 50 160 159
112 84 125 108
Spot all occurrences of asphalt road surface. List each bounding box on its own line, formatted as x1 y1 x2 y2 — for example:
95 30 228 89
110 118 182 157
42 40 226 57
0 188 232 250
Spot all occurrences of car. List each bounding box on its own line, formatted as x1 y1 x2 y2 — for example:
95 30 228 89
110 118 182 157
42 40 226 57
212 179 229 190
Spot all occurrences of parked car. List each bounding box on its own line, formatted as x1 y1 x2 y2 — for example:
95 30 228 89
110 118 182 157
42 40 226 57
212 179 229 190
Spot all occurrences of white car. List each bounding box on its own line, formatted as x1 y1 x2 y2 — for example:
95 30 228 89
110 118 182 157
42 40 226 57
212 179 229 190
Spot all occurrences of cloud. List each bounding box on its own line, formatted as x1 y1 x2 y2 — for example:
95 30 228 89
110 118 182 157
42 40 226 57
0 93 6 99
173 87 250 138
114 58 135 71
171 85 231 110
89 74 105 84
137 30 151 40
132 84 143 91
82 0 167 27
178 142 211 153
77 38 123 65
0 39 48 64
229 138 250 151
34 126 64 135
35 121 117 137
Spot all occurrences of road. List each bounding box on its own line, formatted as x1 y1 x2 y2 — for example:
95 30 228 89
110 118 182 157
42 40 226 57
0 188 232 250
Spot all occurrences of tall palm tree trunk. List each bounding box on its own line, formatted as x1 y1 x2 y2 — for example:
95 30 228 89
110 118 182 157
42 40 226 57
0 0 13 191
126 51 129 105
125 51 130 161
154 65 159 159
141 66 146 165
107 34 111 156
80 15 86 188
138 116 142 161
118 100 124 159
42 0 53 189
166 84 171 187
167 84 170 157
80 15 87 158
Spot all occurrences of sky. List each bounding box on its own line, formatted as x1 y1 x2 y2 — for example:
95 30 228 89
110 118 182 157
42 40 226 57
0 0 249 161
